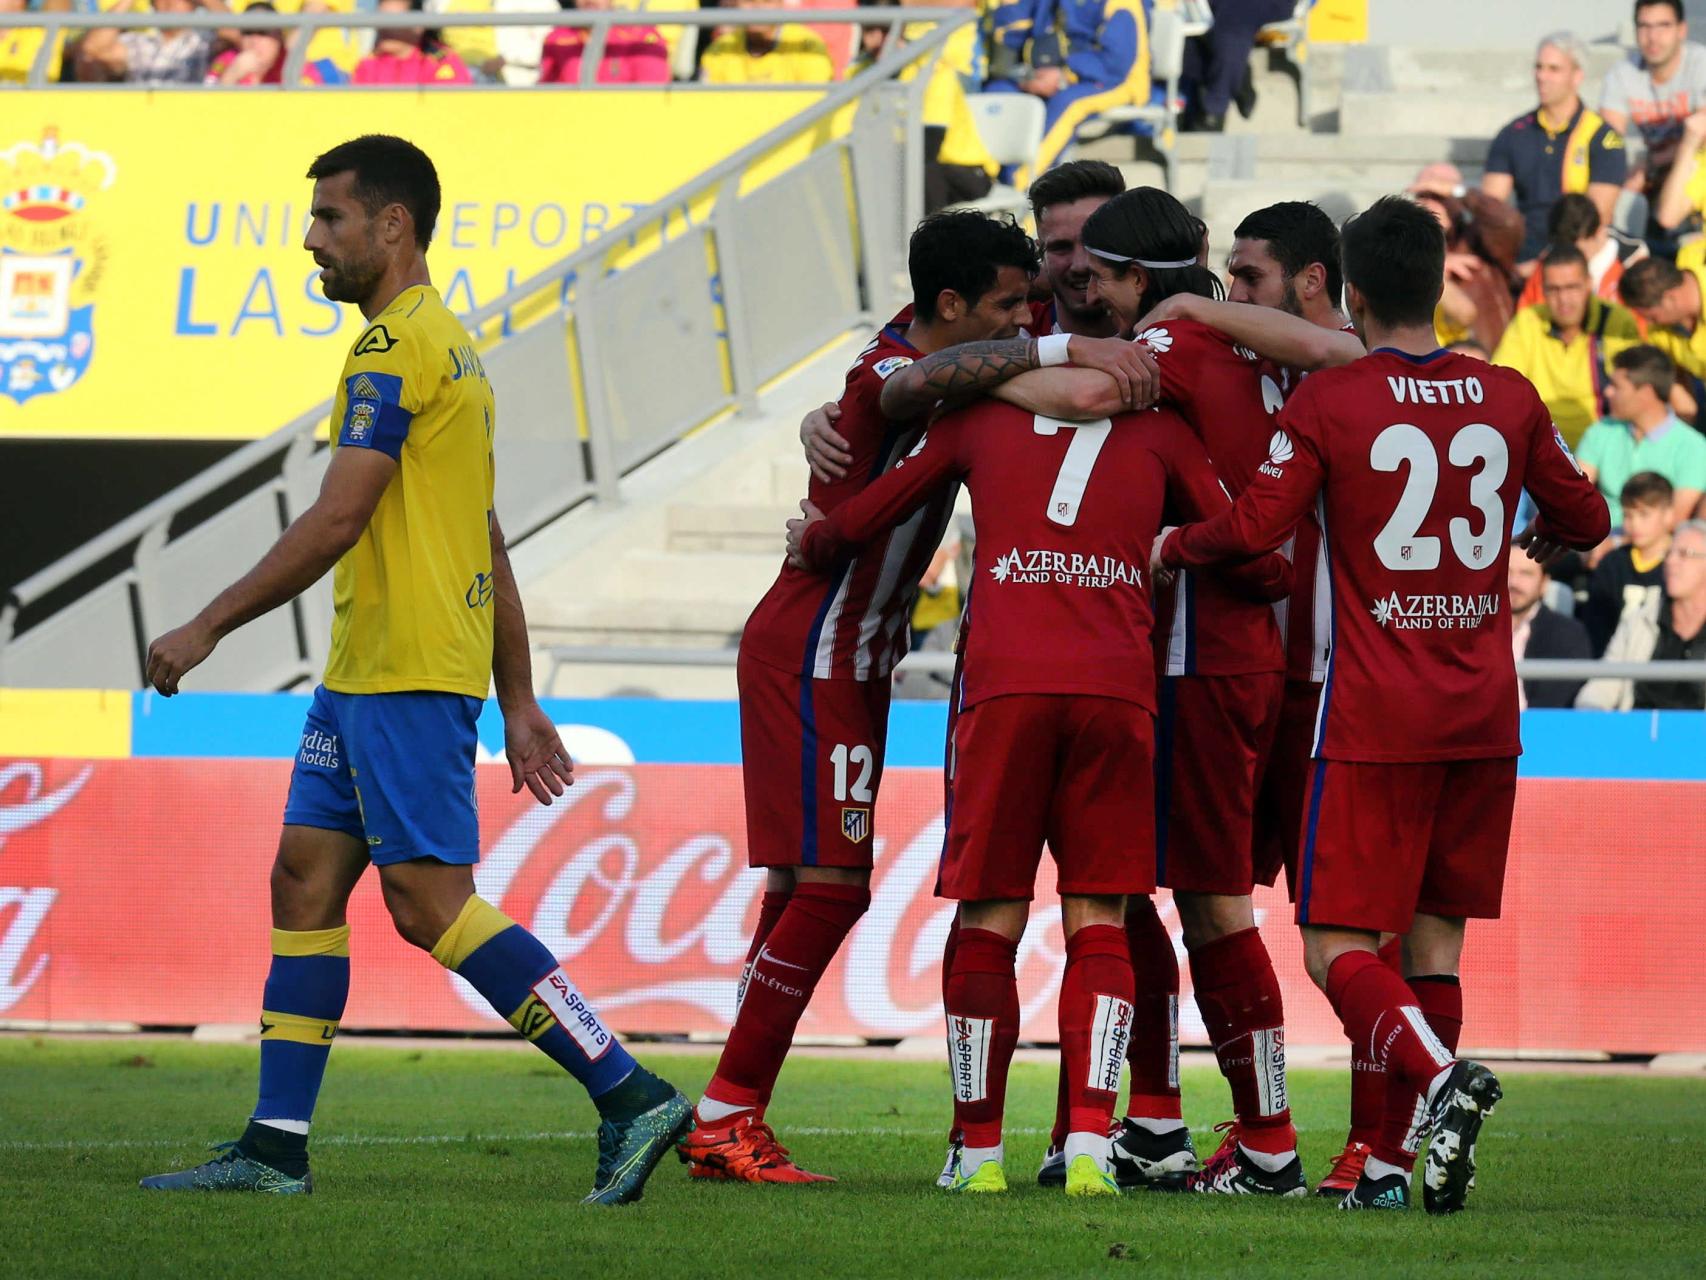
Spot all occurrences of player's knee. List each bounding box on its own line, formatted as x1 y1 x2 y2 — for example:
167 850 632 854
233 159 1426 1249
1061 894 1124 935
1175 893 1252 950
380 879 451 952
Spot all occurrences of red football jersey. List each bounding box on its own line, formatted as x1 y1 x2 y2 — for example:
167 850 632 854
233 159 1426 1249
1162 350 1610 762
1137 316 1288 677
741 310 956 681
1258 359 1331 683
798 401 1292 712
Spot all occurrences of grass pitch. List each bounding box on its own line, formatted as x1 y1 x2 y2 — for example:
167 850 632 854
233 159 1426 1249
2 1037 1701 1278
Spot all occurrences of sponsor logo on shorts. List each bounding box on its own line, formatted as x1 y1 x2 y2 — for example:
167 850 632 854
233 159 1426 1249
989 547 1142 590
532 967 613 1060
948 1014 993 1103
1370 591 1500 631
297 729 340 769
1252 1026 1288 1117
841 807 871 843
1089 994 1134 1093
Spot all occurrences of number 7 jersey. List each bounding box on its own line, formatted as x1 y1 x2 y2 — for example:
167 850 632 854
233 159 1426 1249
1161 349 1609 762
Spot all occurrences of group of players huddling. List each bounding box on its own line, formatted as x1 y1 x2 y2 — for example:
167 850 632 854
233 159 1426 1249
136 138 1606 1216
680 161 1609 1215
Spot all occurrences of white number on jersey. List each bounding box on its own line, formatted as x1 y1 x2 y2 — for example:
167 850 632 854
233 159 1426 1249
830 743 874 803
1370 423 1509 572
1032 416 1113 526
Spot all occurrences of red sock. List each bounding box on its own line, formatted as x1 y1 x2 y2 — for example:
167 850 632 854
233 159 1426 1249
945 928 1020 1149
942 914 963 1145
1348 936 1405 1145
1326 949 1455 1162
1189 927 1296 1155
703 883 869 1113
1124 896 1182 1122
1373 974 1463 1169
1060 924 1135 1138
736 890 792 1014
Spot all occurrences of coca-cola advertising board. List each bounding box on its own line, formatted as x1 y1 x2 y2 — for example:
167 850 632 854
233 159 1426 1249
3 756 1703 1053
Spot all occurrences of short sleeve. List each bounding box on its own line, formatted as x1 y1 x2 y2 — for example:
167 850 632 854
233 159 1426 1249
1590 125 1628 186
337 322 421 460
1598 63 1632 119
1485 124 1516 175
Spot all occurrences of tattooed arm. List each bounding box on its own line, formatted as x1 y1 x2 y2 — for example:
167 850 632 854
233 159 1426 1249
877 334 1158 420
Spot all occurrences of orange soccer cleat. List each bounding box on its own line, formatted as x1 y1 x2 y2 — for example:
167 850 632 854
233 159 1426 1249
677 1112 837 1184
1315 1140 1374 1198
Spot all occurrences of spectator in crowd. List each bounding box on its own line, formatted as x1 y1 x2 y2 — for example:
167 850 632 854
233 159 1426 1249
427 0 506 81
0 0 67 83
1492 242 1641 449
1517 193 1650 310
77 0 236 84
1482 32 1628 270
1653 103 1706 237
1578 345 1706 525
1411 163 1525 351
260 1 367 84
855 1 997 212
1601 0 1706 233
1581 472 1678 655
205 1 289 82
1620 255 1706 383
987 0 1152 186
1509 546 1592 709
538 0 669 84
699 0 833 84
1179 0 1293 132
354 0 473 83
1577 519 1706 710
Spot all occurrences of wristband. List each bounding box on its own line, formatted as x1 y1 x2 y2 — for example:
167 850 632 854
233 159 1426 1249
1037 333 1072 367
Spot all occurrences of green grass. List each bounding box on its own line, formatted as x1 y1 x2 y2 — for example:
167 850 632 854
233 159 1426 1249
2 1037 1701 1278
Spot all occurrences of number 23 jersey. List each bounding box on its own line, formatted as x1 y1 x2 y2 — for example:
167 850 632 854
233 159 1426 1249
1164 350 1609 762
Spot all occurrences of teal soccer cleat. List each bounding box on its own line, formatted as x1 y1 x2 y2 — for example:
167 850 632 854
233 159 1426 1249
583 1091 693 1206
139 1142 312 1195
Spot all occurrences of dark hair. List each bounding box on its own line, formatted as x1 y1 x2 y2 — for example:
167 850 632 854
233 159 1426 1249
307 135 440 249
1613 343 1677 401
908 211 1039 322
1620 256 1685 308
1028 160 1125 222
1338 196 1444 327
1080 186 1224 313
1620 469 1675 509
1234 201 1343 304
1540 240 1590 274
1634 1 1685 23
1547 192 1601 242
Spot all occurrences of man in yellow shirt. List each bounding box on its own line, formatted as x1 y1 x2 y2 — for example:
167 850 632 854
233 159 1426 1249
1492 242 1640 448
1620 253 1706 383
139 134 687 1206
699 0 832 84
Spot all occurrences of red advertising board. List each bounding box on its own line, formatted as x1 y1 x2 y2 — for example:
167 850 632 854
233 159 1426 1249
1 758 1701 1053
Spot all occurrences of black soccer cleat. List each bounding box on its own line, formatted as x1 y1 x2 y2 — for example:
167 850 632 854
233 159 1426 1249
1338 1168 1411 1211
1422 1060 1501 1215
1185 1143 1307 1197
1109 1119 1198 1190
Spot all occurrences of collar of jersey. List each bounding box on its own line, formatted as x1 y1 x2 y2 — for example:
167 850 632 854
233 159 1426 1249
1371 346 1449 364
882 323 921 353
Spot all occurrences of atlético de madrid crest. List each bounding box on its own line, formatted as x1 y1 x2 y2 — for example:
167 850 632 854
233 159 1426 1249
841 807 871 844
0 129 114 405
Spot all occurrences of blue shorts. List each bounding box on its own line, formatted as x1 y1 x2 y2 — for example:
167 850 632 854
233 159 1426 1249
282 685 483 866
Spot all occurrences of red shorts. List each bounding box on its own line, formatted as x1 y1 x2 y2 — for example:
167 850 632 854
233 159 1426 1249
940 693 1155 902
1154 673 1284 895
1296 756 1518 936
737 650 892 869
1251 679 1323 895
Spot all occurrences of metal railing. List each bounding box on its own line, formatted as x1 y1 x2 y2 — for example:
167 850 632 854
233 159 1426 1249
0 8 936 90
0 10 974 689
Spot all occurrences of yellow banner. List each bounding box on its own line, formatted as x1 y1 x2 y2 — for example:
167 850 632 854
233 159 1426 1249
0 90 823 439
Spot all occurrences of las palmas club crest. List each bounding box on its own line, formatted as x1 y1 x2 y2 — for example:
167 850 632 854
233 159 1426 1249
0 129 114 405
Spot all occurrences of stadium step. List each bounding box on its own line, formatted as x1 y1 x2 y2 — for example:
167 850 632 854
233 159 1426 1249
667 503 796 555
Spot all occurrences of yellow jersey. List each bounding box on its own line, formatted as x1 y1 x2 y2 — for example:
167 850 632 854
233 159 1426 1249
699 24 832 85
1490 297 1641 449
1643 260 1706 382
323 285 496 698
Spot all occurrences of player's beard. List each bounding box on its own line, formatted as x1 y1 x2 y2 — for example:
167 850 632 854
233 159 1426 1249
318 240 388 306
1277 280 1304 318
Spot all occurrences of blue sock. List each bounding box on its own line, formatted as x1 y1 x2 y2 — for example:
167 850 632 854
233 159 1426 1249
432 896 637 1099
252 925 350 1154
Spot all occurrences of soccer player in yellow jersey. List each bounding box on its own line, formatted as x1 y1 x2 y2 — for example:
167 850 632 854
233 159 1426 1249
138 135 688 1204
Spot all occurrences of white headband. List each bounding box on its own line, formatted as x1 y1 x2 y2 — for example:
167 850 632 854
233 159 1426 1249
1087 246 1198 269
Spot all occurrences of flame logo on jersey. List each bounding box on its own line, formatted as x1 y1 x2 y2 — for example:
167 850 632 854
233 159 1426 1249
1134 326 1173 353
1259 430 1294 479
0 129 115 405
